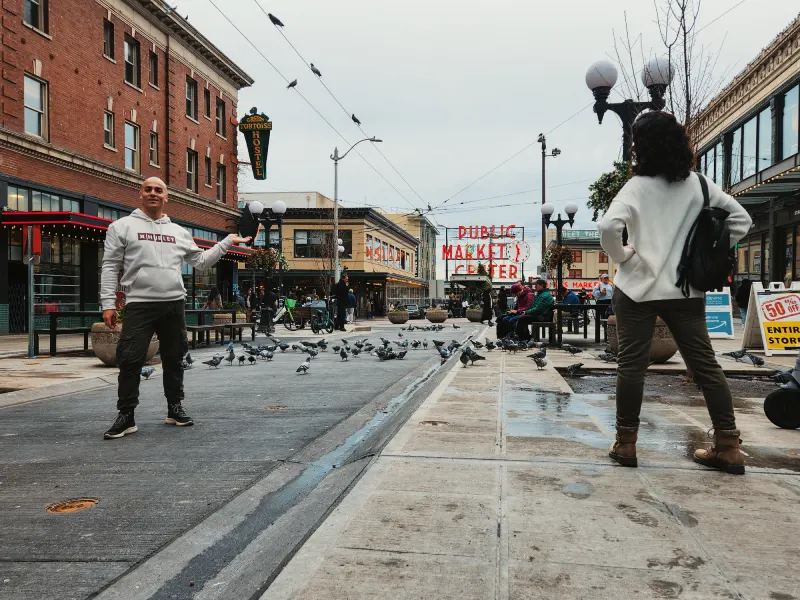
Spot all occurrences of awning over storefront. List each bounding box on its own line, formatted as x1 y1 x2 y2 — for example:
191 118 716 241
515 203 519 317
732 158 800 205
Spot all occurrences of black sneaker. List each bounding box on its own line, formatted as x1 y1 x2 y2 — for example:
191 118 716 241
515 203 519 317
104 412 137 439
165 404 194 427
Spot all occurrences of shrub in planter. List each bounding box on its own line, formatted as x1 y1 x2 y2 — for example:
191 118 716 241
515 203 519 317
465 307 484 322
91 321 159 367
388 309 409 325
426 308 448 323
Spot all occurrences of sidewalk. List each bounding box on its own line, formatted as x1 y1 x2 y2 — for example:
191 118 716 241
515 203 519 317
264 339 800 599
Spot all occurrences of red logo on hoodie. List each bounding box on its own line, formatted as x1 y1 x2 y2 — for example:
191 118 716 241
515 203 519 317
137 233 177 243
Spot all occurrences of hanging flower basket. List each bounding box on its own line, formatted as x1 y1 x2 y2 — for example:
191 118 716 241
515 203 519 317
245 248 289 272
543 245 574 273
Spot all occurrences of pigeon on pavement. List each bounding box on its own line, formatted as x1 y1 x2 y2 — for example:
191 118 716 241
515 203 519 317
225 349 235 365
184 352 194 367
248 356 257 365
340 348 349 361
453 324 460 329
423 339 429 349
396 351 407 360
566 363 584 376
140 367 155 379
597 352 617 363
773 369 794 384
534 356 548 370
722 349 748 362
744 353 764 367
202 356 222 369
296 357 311 374
469 352 485 365
238 355 246 365
459 351 470 368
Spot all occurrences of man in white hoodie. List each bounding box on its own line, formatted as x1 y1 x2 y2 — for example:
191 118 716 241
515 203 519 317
100 177 251 439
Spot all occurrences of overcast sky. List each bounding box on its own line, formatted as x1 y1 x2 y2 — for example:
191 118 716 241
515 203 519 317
181 0 798 277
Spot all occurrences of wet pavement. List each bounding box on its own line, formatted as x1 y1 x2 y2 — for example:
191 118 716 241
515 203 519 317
266 335 800 600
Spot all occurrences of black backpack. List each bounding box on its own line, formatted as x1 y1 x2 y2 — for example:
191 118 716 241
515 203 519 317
675 173 734 298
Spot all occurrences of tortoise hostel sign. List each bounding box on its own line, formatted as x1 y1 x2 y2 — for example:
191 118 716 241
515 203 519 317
443 224 522 280
238 109 272 180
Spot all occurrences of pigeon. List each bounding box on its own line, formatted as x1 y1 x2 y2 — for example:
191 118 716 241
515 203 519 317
225 349 236 365
469 352 485 365
398 332 404 338
423 339 429 349
296 357 311 374
485 340 496 351
379 350 397 361
773 369 794 384
268 12 284 27
565 345 583 355
279 343 290 352
341 338 350 344
411 340 421 349
248 356 257 365
433 340 446 348
459 352 470 368
396 351 407 360
534 356 548 370
202 356 222 369
286 79 298 90
301 341 316 348
292 344 302 352
332 345 341 352
528 350 546 361
141 367 155 380
340 348 348 361
744 353 765 367
597 352 617 363
722 349 748 362
394 339 409 348
453 324 460 329
308 349 319 359
566 362 584 376
238 355 246 365
184 352 194 367
181 359 190 370
438 346 451 360
473 340 484 349
264 350 274 361
260 350 269 361
352 114 361 126
225 341 234 352
351 348 361 357
310 63 322 77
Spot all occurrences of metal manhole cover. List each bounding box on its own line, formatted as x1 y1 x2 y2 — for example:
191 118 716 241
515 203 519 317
420 420 449 426
46 498 99 513
264 406 288 410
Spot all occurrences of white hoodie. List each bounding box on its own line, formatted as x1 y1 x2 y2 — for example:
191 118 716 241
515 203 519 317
100 209 234 310
598 172 751 303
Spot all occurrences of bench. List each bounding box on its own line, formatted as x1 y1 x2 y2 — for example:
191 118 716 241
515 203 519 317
34 327 91 356
186 324 223 349
220 322 256 344
532 322 556 345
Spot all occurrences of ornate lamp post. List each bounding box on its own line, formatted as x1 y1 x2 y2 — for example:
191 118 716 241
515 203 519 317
585 57 674 161
537 133 561 272
247 199 287 297
542 202 578 344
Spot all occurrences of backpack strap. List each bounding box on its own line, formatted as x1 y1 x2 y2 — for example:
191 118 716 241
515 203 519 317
697 172 710 208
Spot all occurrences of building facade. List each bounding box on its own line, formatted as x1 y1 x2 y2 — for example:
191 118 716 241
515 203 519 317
693 14 800 286
545 228 618 289
0 0 253 333
385 212 438 286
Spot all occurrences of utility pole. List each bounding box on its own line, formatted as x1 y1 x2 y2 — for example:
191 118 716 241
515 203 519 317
332 146 340 283
537 134 561 278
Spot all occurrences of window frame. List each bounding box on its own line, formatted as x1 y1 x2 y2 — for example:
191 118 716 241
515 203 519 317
148 51 158 88
103 110 115 149
783 85 799 161
570 250 583 263
23 0 48 34
598 252 608 264
186 149 199 192
103 19 115 60
149 131 159 166
123 34 141 89
203 88 212 120
215 98 226 137
123 121 140 172
23 74 47 140
186 77 198 121
568 269 583 279
216 163 226 202
204 156 212 187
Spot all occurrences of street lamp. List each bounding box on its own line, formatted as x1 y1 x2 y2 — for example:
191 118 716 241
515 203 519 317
331 137 382 282
542 202 578 345
585 56 673 161
248 199 287 301
538 133 561 273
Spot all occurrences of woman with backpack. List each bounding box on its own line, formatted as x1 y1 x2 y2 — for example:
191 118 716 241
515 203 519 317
598 111 751 475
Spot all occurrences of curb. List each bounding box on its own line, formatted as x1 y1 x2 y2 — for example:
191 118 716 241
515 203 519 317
0 376 115 409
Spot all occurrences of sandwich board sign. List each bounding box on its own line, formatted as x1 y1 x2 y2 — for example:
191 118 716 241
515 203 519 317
742 281 800 356
705 288 734 339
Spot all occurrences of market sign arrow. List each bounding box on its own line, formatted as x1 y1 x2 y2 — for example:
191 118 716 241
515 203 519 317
238 109 272 180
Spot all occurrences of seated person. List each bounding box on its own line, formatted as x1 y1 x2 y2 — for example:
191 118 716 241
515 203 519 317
497 283 533 339
560 284 581 316
514 279 554 342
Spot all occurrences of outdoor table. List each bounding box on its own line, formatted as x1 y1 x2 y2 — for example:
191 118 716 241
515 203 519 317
553 303 603 345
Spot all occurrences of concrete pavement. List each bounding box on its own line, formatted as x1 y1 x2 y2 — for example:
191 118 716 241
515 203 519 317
265 336 800 600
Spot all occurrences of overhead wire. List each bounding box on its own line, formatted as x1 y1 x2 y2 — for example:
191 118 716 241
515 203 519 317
205 0 417 210
253 0 426 211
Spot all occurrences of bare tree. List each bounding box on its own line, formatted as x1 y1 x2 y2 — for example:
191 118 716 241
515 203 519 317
311 207 337 301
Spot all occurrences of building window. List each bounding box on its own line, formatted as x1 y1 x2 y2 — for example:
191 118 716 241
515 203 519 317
216 164 226 201
204 88 211 119
568 269 583 278
24 0 48 32
103 111 115 147
783 85 799 160
24 75 47 139
148 51 158 87
268 229 279 249
215 99 226 137
204 156 212 186
186 149 198 192
294 230 322 258
186 77 198 120
599 252 608 264
98 206 120 221
103 19 115 59
714 141 723 186
124 122 139 171
32 190 60 211
757 107 772 171
124 35 140 88
741 117 757 180
149 132 158 165
730 127 742 186
7 186 30 211
571 250 583 263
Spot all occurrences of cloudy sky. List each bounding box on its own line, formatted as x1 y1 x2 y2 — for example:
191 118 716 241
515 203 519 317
181 0 798 277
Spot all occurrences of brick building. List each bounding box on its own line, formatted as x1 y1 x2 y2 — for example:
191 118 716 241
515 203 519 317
0 0 253 333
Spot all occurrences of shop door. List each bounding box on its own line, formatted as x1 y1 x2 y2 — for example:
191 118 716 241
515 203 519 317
8 262 28 333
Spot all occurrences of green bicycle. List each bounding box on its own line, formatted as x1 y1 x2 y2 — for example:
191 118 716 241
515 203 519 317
311 305 335 334
273 298 305 331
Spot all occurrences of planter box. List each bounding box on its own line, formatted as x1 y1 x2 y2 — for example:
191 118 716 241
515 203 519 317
388 311 409 325
426 309 448 323
607 316 678 364
465 308 484 322
91 322 159 367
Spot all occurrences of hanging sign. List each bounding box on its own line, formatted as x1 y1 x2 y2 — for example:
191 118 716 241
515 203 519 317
238 109 272 180
442 225 525 281
742 282 800 356
705 288 734 339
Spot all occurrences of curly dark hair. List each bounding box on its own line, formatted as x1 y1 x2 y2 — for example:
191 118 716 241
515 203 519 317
630 111 695 182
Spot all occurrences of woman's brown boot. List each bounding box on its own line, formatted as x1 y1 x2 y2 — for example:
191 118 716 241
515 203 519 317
609 425 638 467
694 429 745 475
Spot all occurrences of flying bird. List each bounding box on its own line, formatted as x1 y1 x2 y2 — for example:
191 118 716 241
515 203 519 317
140 367 155 380
310 63 322 77
566 363 584 377
352 114 361 126
268 13 284 27
286 79 298 90
296 357 311 374
202 356 222 369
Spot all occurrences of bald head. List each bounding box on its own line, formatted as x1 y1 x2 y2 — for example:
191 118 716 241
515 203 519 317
139 177 168 219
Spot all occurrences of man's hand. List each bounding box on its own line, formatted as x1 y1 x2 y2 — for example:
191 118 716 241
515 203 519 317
231 235 252 244
103 309 117 329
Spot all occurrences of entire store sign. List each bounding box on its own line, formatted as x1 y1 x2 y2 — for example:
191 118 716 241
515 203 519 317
238 109 272 180
742 282 800 356
443 225 523 280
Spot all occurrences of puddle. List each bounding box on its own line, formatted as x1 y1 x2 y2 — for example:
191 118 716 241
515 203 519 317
560 482 594 499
